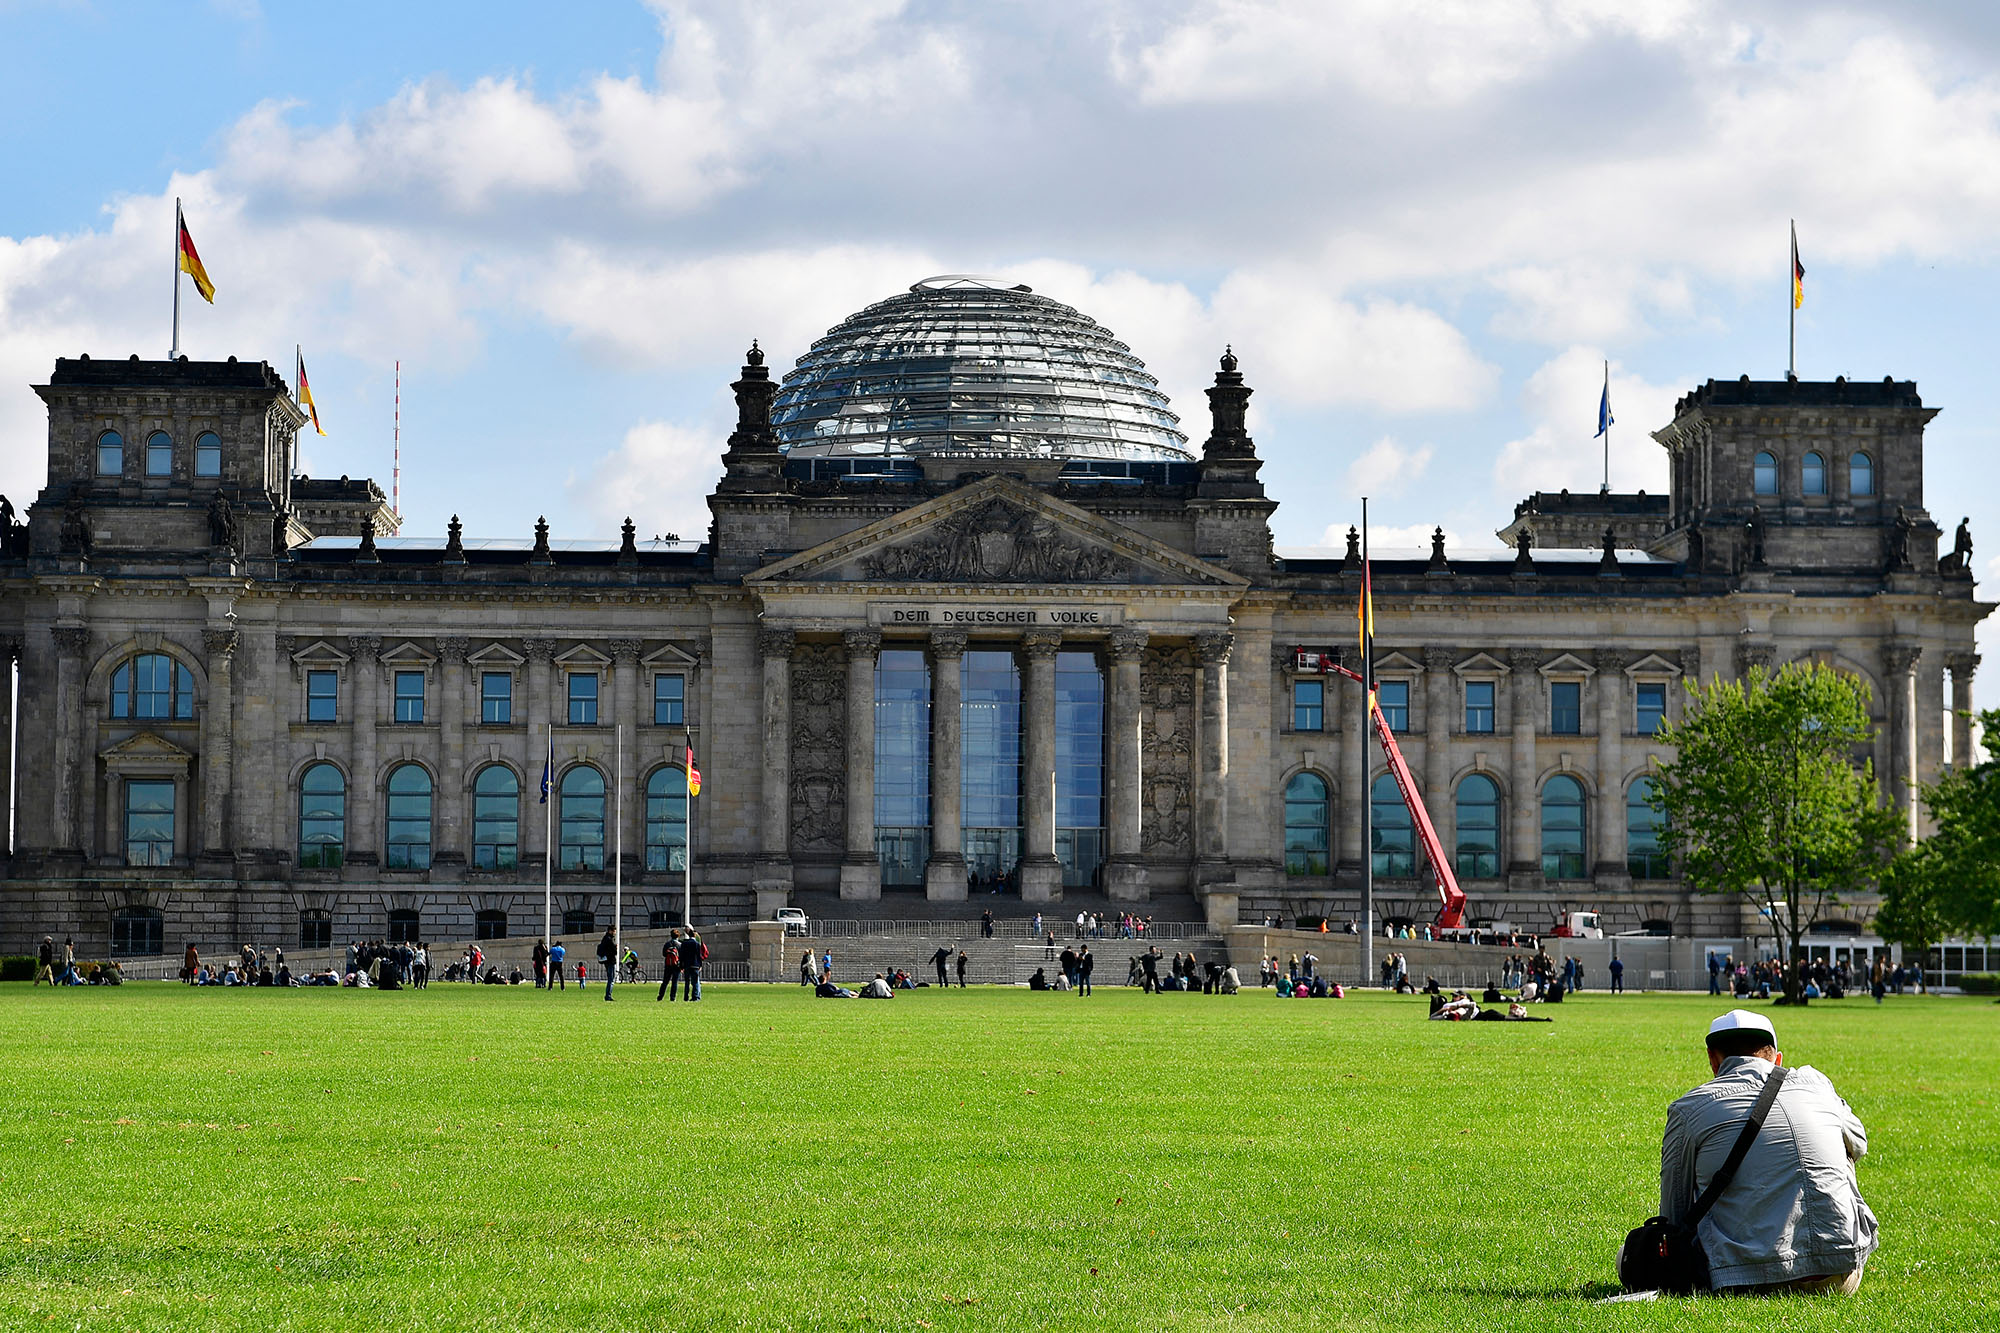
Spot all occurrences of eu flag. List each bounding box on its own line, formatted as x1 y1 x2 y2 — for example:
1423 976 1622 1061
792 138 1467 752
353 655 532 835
1595 381 1614 439
539 745 552 804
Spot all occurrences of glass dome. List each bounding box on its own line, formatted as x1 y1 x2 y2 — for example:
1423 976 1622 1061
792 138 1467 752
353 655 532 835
771 275 1192 464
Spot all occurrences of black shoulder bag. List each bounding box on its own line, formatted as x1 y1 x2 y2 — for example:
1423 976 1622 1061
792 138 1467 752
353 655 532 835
1620 1064 1788 1295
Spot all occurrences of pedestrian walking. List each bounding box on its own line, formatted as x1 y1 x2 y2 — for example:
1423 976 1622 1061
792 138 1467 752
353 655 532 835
659 930 684 1001
1141 946 1161 994
798 948 817 987
35 936 55 986
597 929 617 1001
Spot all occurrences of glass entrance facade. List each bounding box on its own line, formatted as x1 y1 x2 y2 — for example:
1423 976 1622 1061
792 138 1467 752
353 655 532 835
1055 651 1105 888
874 648 932 888
962 649 1022 886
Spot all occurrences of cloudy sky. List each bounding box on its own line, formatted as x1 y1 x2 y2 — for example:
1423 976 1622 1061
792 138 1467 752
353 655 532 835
6 0 2000 683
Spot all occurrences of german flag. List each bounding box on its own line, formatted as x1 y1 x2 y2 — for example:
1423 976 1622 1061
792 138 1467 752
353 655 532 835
686 745 702 797
295 348 325 436
177 204 214 304
1791 221 1804 311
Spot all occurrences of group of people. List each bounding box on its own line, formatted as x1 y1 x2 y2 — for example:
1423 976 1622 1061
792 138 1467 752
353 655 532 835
33 935 117 986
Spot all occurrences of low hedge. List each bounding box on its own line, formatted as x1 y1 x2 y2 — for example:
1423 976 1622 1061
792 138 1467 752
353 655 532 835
1958 972 1999 994
0 956 34 981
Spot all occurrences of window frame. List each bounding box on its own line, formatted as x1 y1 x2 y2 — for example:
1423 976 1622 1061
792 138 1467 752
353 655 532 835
1849 451 1874 498
194 431 222 478
96 430 124 477
386 908 421 945
112 653 197 721
558 765 606 870
298 762 346 869
1753 450 1778 496
652 672 686 727
471 764 520 871
480 672 513 725
1283 771 1330 877
1463 679 1495 735
1291 678 1324 733
124 779 176 867
567 671 599 726
305 669 339 724
1627 777 1670 879
1376 679 1410 733
299 910 333 950
1370 771 1415 877
383 763 434 870
1801 450 1826 496
1634 681 1668 737
1539 774 1588 880
1549 679 1583 736
474 910 508 940
393 670 426 724
145 430 173 478
645 767 689 872
110 906 165 956
1454 774 1502 879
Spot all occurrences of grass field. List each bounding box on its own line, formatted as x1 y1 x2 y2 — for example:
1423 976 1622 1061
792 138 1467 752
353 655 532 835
2 981 1994 1332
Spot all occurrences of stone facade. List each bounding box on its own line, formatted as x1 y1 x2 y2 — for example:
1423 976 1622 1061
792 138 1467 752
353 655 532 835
0 345 1987 958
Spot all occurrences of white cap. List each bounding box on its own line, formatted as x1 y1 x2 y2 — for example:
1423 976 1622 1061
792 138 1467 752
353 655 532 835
1706 1009 1777 1043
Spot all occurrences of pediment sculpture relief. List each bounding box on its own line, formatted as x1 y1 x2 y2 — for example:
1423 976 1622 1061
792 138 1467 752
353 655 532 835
861 498 1131 583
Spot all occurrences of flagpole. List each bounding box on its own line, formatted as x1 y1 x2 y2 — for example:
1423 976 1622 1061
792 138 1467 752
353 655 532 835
170 199 182 359
613 722 623 980
543 721 553 971
1360 497 1374 988
1789 220 1797 379
1601 360 1611 494
683 733 695 929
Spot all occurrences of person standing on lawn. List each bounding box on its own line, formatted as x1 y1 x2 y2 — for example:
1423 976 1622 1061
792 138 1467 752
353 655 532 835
955 949 969 988
549 940 566 990
931 945 952 988
677 929 705 1002
532 939 549 989
1077 945 1094 997
1631 1010 1878 1295
1609 955 1625 994
658 930 683 1001
597 929 617 1000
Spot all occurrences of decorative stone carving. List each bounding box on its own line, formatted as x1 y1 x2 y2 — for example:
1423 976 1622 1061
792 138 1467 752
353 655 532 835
1107 628 1148 663
1428 526 1450 573
349 634 383 662
530 516 552 565
443 515 465 563
1881 643 1921 677
928 629 968 659
1507 647 1541 674
1140 644 1195 857
356 522 378 562
758 627 797 661
609 639 643 665
618 517 638 566
60 493 91 555
1422 646 1456 673
207 493 238 553
1737 641 1775 676
1022 630 1063 659
522 638 555 663
1887 506 1914 571
861 497 1130 583
437 636 469 664
202 627 239 659
842 628 882 656
789 642 846 856
51 625 89 658
1194 631 1233 666
1593 648 1626 674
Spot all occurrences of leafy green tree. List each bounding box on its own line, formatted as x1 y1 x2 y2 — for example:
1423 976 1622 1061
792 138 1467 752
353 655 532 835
1880 708 2000 949
1650 662 1902 1003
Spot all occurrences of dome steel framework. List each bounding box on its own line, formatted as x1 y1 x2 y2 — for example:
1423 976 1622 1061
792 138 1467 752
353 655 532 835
771 275 1192 465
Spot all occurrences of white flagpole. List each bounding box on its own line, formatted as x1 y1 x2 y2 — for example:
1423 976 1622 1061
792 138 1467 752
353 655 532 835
1602 360 1611 495
683 739 694 929
543 722 553 968
613 722 623 972
170 199 182 359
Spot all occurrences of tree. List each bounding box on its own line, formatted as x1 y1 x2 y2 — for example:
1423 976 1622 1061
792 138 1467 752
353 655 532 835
1880 708 2000 950
1650 662 1902 1004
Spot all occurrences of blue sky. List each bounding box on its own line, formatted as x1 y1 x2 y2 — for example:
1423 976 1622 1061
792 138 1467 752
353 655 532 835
5 1 2000 690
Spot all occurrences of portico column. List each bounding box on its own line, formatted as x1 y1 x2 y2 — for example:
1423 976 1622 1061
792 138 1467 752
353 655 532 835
348 634 382 865
924 630 968 901
756 627 796 906
1592 649 1627 883
1422 648 1454 873
1104 628 1149 902
839 628 881 901
609 639 642 874
1195 630 1232 881
1884 644 1920 840
1949 653 1980 769
522 638 554 870
51 626 88 854
1336 649 1364 872
200 626 238 860
436 637 469 867
1019 630 1064 903
0 638 16 853
1506 648 1540 883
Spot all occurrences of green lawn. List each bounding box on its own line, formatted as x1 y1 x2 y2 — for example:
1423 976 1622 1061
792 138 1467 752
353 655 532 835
1 982 1994 1332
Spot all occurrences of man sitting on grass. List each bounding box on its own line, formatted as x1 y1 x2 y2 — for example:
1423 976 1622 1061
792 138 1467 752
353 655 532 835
1641 1010 1877 1295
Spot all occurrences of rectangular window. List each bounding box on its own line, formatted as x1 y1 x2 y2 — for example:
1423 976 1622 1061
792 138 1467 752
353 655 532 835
1550 681 1582 735
874 649 931 889
394 671 426 724
125 779 175 866
97 440 122 475
481 672 512 724
1636 682 1667 736
195 442 221 477
1054 651 1106 890
1464 680 1495 733
306 670 338 723
1292 679 1324 732
653 673 685 726
1377 680 1409 732
567 672 598 725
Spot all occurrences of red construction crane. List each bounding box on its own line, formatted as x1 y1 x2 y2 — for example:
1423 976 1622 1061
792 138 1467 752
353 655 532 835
1326 663 1468 931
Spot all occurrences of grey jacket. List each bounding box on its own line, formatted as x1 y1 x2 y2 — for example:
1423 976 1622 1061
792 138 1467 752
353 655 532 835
1661 1056 1879 1289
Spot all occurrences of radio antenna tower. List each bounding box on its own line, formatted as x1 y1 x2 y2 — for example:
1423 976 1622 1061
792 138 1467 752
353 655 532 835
392 360 401 521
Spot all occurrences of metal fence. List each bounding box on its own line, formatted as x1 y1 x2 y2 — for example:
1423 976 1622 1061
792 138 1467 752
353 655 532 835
800 917 1214 941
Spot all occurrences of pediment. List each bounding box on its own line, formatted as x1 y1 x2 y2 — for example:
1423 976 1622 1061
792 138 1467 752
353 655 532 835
748 476 1248 589
468 643 524 667
101 730 193 762
555 644 611 667
642 643 699 668
1625 652 1683 678
1374 651 1424 675
380 641 435 666
1538 652 1597 679
1452 652 1511 677
290 639 349 667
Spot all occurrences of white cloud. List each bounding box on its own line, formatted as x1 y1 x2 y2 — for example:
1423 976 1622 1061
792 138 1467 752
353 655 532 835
1313 521 1465 555
1343 436 1434 498
1493 348 1677 496
572 416 725 542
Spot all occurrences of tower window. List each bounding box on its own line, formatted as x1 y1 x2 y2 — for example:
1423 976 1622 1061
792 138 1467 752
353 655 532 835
1802 451 1826 496
96 431 124 476
195 432 222 478
1753 451 1777 496
1850 452 1874 497
146 431 173 477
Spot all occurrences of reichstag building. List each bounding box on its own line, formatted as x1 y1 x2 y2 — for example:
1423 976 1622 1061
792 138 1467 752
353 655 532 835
0 275 1986 957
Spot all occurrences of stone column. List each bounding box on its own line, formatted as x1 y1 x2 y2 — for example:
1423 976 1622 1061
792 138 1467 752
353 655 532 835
436 637 469 868
609 639 643 874
50 626 88 854
523 639 554 869
1914 649 1946 834
0 637 16 853
200 626 238 861
1883 644 1920 840
924 629 968 901
1337 653 1365 873
1019 630 1064 902
1506 648 1540 883
1949 653 1980 769
1422 648 1454 871
1592 649 1627 883
1194 631 1233 882
839 628 881 900
1104 627 1149 901
755 626 796 914
349 634 382 864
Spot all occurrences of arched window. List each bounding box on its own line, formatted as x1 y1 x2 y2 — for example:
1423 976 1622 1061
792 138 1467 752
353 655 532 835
386 908 421 944
559 766 605 871
1627 777 1670 879
1540 775 1587 879
471 765 518 870
1849 451 1873 497
110 653 196 720
562 907 596 936
96 430 124 476
384 764 433 870
1753 451 1777 495
474 909 508 940
194 431 222 478
1802 451 1826 496
145 430 173 477
298 763 346 869
1283 772 1329 877
1455 774 1501 879
1371 773 1414 878
299 909 332 949
646 767 688 872
109 906 164 956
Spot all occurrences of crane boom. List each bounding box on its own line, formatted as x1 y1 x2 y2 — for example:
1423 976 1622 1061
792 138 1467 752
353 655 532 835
1328 664 1467 930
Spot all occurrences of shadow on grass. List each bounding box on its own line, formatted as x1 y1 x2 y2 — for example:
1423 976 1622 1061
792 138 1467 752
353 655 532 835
1445 1281 1628 1302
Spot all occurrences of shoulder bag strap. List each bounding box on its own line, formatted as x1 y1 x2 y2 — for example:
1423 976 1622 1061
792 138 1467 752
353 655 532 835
1684 1064 1789 1229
